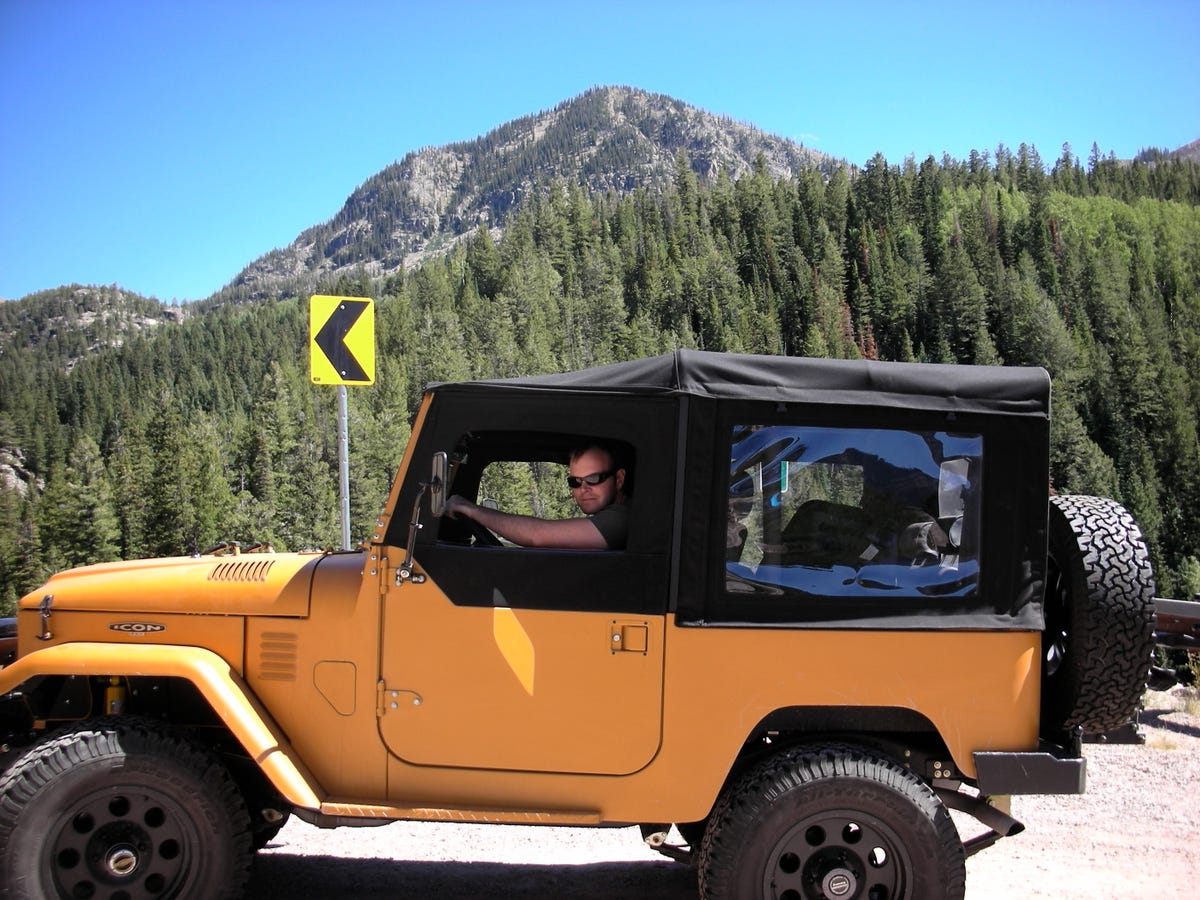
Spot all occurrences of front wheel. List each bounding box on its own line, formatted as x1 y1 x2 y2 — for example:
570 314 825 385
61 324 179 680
698 745 964 900
0 717 252 900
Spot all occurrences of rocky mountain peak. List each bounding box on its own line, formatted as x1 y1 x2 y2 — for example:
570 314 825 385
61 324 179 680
222 86 833 302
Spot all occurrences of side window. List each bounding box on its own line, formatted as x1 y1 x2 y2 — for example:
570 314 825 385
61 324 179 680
726 425 983 600
418 426 666 613
477 459 576 520
435 430 635 549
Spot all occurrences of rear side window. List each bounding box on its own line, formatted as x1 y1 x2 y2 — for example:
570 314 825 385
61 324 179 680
725 425 983 603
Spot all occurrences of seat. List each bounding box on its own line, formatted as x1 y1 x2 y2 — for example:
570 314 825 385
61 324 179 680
773 499 871 567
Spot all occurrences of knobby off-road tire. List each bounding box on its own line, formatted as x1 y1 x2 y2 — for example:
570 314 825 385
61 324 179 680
0 716 252 900
697 745 965 900
1043 494 1157 735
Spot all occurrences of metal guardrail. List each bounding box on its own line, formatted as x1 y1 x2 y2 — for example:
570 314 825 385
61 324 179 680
1147 597 1200 693
1155 596 1200 651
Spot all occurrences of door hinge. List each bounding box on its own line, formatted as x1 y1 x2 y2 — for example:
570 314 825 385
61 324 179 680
376 680 423 717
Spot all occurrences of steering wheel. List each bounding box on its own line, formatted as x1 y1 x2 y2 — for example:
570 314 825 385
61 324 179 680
463 516 502 547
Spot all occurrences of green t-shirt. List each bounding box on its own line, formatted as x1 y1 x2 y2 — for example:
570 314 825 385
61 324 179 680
588 502 630 549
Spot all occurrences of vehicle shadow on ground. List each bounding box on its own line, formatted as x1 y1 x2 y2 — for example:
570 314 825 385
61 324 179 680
247 854 699 899
1140 706 1200 738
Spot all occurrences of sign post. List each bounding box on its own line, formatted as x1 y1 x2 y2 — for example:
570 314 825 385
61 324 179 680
309 295 375 550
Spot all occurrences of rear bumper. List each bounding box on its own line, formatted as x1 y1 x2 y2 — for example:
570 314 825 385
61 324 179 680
973 749 1086 794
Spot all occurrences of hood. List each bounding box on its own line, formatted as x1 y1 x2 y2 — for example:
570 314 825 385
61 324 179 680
18 551 343 617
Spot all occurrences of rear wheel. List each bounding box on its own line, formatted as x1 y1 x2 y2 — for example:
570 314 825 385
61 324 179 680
0 717 252 900
1043 495 1156 735
698 745 964 900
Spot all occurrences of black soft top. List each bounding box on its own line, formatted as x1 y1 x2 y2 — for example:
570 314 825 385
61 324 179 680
416 350 1051 631
430 349 1050 418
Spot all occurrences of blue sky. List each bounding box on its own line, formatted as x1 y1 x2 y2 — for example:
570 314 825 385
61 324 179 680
2 0 1197 303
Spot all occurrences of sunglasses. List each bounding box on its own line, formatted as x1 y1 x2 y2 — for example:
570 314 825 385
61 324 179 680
567 470 615 490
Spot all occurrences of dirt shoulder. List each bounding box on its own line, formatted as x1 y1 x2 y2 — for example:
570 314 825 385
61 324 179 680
963 686 1200 899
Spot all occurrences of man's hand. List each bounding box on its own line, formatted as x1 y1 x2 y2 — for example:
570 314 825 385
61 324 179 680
445 494 476 520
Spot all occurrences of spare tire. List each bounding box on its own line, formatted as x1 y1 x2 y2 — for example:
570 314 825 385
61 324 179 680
1042 495 1156 735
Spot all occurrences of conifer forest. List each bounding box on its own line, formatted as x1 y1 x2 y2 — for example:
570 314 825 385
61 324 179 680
2 145 1199 612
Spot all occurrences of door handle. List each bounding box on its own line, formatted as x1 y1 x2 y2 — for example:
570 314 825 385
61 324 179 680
610 621 649 654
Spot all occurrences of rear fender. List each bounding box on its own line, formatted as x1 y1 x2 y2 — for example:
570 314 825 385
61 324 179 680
0 642 321 810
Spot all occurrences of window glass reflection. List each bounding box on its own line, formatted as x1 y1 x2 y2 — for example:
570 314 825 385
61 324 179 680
726 426 983 600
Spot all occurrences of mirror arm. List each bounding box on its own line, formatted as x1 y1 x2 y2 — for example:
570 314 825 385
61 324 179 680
397 452 447 586
398 480 432 584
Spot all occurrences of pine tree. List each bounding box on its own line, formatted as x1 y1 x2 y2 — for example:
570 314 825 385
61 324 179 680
141 392 192 556
179 416 236 553
37 435 120 568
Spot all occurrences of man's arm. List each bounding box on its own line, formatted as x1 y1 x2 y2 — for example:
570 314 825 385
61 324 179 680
446 495 608 550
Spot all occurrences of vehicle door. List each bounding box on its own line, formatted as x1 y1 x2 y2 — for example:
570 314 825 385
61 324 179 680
377 392 677 776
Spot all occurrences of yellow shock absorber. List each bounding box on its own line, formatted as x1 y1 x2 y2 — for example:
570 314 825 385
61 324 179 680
104 676 127 714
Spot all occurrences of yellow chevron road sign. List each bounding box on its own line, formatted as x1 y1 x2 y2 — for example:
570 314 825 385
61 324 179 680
309 295 375 385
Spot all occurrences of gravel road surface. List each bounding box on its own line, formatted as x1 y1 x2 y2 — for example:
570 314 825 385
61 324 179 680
248 687 1200 899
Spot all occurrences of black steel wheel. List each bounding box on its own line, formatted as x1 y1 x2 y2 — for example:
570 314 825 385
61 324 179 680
1043 495 1157 735
698 745 964 900
0 717 252 900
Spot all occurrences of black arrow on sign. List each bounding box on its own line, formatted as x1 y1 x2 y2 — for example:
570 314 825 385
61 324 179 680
315 299 370 382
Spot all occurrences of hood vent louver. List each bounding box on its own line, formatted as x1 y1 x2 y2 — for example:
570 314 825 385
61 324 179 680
208 559 275 583
258 632 298 682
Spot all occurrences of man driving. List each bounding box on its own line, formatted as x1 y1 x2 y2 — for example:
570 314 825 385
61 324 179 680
445 443 629 550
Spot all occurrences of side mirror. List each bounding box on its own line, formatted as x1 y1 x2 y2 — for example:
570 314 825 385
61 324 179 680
429 451 448 517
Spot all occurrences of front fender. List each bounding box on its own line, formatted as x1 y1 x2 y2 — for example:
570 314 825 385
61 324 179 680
0 642 322 811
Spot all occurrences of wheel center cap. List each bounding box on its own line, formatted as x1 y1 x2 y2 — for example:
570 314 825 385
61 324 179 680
106 846 140 878
823 868 856 897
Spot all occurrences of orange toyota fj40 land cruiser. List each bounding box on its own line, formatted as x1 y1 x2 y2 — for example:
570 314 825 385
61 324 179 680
0 350 1156 899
